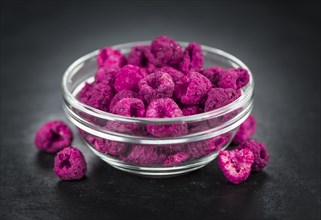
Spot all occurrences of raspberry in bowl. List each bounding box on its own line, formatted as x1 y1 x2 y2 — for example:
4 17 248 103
62 37 254 177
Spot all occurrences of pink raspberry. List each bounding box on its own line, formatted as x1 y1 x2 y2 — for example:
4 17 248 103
179 42 204 74
139 72 175 103
204 88 241 112
110 98 145 117
182 106 203 116
215 68 250 90
218 148 254 184
202 66 222 86
159 66 188 100
94 67 116 86
77 82 114 112
108 98 145 133
54 146 87 180
92 138 127 156
127 45 157 73
233 115 257 144
97 47 127 71
148 36 183 67
109 90 142 111
34 120 73 153
186 136 228 158
158 144 185 155
114 64 148 93
237 140 270 172
235 67 250 89
145 98 188 137
180 72 212 105
124 145 165 166
163 152 190 167
188 121 210 134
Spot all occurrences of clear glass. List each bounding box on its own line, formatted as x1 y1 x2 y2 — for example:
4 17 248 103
62 41 254 177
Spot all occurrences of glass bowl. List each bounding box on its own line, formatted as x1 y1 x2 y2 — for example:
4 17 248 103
62 41 254 177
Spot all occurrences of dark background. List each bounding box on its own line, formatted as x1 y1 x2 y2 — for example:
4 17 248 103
1 1 320 219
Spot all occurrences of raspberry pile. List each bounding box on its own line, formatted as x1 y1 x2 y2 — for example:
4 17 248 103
75 35 270 182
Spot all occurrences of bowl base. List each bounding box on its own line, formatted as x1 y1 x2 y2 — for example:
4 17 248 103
87 143 218 178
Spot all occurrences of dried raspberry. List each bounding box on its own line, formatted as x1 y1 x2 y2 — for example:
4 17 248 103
139 72 174 103
237 140 270 172
109 90 142 111
182 106 203 116
77 82 114 112
124 145 165 166
94 67 116 86
110 98 145 117
114 64 148 92
186 136 227 158
235 68 250 89
159 66 188 101
149 36 183 67
127 45 156 73
92 138 127 156
34 120 73 153
54 146 87 180
179 42 204 73
233 115 257 144
180 72 212 105
97 47 127 71
163 152 189 167
106 98 145 133
187 121 210 134
204 88 241 112
78 129 96 145
218 148 254 184
202 66 222 86
215 68 250 90
158 144 185 155
145 98 188 137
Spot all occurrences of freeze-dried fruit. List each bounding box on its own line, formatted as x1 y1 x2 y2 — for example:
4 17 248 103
92 138 127 156
180 72 212 105
54 146 87 180
179 42 204 73
139 72 174 103
145 98 188 137
109 90 142 111
77 82 114 112
159 66 188 101
94 67 116 86
163 152 190 166
149 36 183 67
114 64 148 92
182 106 203 116
215 68 250 90
218 148 254 184
127 45 156 73
107 98 145 133
237 140 270 172
97 47 127 71
185 136 227 158
233 115 256 144
125 145 165 166
234 68 250 89
202 66 222 86
110 98 145 117
34 120 73 153
204 88 241 112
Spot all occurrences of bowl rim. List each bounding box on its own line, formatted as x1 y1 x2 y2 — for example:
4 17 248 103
62 41 254 124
